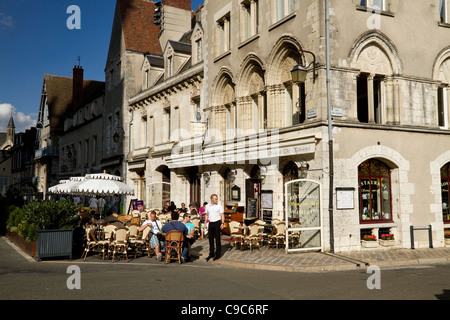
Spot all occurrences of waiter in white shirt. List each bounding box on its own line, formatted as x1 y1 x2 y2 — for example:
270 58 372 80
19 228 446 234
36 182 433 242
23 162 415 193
204 194 224 261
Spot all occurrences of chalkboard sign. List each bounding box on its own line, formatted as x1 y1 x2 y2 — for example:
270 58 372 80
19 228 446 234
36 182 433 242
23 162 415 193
247 198 258 218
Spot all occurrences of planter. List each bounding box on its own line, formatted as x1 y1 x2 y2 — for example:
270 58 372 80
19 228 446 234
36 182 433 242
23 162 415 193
361 240 379 248
36 229 74 261
380 239 395 247
6 230 36 257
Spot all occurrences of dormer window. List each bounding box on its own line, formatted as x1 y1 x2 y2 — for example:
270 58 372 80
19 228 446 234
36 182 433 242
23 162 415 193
195 39 202 63
167 55 173 77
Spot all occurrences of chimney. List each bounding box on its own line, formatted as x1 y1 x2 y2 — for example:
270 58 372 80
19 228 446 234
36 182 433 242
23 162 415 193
158 0 192 51
72 65 84 111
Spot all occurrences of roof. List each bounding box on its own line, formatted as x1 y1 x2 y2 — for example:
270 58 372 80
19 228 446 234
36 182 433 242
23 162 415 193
43 74 105 130
7 115 14 128
119 0 163 55
146 54 164 68
168 40 192 54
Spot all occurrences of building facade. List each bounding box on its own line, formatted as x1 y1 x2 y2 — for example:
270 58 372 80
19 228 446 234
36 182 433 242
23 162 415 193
195 0 450 251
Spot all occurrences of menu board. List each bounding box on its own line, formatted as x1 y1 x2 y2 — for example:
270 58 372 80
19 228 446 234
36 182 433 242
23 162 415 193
247 198 258 218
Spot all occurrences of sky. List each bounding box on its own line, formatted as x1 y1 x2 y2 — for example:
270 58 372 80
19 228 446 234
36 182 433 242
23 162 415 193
0 0 203 133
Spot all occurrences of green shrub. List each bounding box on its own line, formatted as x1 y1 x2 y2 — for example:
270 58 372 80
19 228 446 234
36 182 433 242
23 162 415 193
7 200 82 242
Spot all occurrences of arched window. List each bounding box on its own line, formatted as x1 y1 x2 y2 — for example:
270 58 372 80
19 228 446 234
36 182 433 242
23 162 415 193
441 163 450 223
358 159 393 223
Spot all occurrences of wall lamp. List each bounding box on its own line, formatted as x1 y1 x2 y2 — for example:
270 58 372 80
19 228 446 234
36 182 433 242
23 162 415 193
290 50 319 84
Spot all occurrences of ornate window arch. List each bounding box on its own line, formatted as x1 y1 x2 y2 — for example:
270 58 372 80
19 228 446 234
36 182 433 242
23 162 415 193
236 54 266 134
433 47 450 128
266 36 306 128
350 31 403 124
211 68 236 141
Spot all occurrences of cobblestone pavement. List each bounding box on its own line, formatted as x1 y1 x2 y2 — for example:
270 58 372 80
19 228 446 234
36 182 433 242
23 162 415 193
6 235 450 273
193 236 450 272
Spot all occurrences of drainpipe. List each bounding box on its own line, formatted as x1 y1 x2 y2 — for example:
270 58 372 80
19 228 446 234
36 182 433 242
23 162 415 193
326 0 335 253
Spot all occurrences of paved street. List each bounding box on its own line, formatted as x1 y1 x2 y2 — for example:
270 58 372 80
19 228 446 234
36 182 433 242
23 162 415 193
2 236 450 304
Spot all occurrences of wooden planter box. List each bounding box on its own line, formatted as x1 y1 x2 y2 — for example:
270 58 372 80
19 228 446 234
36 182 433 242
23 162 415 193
361 240 379 248
6 230 36 257
380 239 396 247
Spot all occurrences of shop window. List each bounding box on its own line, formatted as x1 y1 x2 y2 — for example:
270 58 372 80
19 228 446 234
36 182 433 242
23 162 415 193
441 163 450 223
359 159 393 223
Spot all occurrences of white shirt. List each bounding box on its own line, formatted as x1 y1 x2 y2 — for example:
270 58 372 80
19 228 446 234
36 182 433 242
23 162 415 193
142 219 162 235
89 198 98 209
205 203 224 223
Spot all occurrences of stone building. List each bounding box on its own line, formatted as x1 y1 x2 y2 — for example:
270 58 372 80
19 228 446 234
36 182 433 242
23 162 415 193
34 66 104 199
196 0 450 252
118 0 450 252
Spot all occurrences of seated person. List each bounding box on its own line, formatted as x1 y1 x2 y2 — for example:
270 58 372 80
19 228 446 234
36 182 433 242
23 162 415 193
182 212 196 261
178 203 188 214
161 212 188 262
139 211 163 261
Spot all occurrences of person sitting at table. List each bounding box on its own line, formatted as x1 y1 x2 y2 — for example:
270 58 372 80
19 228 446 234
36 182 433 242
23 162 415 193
161 212 188 263
139 211 163 261
182 212 196 261
178 203 188 214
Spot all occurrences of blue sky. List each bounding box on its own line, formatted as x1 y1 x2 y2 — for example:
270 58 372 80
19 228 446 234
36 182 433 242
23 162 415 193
0 0 203 132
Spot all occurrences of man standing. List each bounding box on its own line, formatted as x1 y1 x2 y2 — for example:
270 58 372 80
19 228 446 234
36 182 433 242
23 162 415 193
204 194 224 261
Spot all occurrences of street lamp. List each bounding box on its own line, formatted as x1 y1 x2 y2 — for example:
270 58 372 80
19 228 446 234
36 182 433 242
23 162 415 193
290 50 319 84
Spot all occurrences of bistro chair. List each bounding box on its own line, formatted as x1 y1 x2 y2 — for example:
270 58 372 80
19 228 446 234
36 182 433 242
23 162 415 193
110 226 129 262
139 211 148 222
127 223 139 240
81 227 100 260
243 223 261 251
229 221 244 250
288 222 302 249
269 222 286 249
98 224 117 260
164 230 184 264
191 217 200 238
255 219 269 246
131 210 140 217
129 225 152 258
129 216 140 226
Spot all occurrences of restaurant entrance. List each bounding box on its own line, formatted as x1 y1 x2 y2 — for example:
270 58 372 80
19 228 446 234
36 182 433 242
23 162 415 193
284 179 323 253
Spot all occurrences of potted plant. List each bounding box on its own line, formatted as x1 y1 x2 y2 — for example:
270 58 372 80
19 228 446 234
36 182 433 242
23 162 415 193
444 232 450 246
380 233 395 247
361 234 378 248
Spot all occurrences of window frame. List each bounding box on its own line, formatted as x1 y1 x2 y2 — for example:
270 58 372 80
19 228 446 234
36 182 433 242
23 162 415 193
442 163 450 223
358 159 394 224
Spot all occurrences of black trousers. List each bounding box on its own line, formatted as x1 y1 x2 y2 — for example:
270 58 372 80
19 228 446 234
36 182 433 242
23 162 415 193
208 220 222 258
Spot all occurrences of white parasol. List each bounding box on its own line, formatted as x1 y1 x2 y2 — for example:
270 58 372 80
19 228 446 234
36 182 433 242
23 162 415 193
48 177 86 194
73 173 134 197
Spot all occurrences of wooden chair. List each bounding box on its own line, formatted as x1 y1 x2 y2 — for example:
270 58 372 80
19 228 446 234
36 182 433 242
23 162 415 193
110 226 129 262
127 223 139 240
243 223 261 251
139 211 148 222
129 226 152 258
229 221 244 250
98 224 116 260
129 216 140 226
81 227 100 260
164 230 184 264
255 219 269 246
191 217 200 238
288 222 302 248
269 222 286 249
131 210 140 217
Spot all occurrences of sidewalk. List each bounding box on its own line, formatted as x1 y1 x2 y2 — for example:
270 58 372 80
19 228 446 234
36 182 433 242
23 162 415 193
4 235 450 272
194 236 450 272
